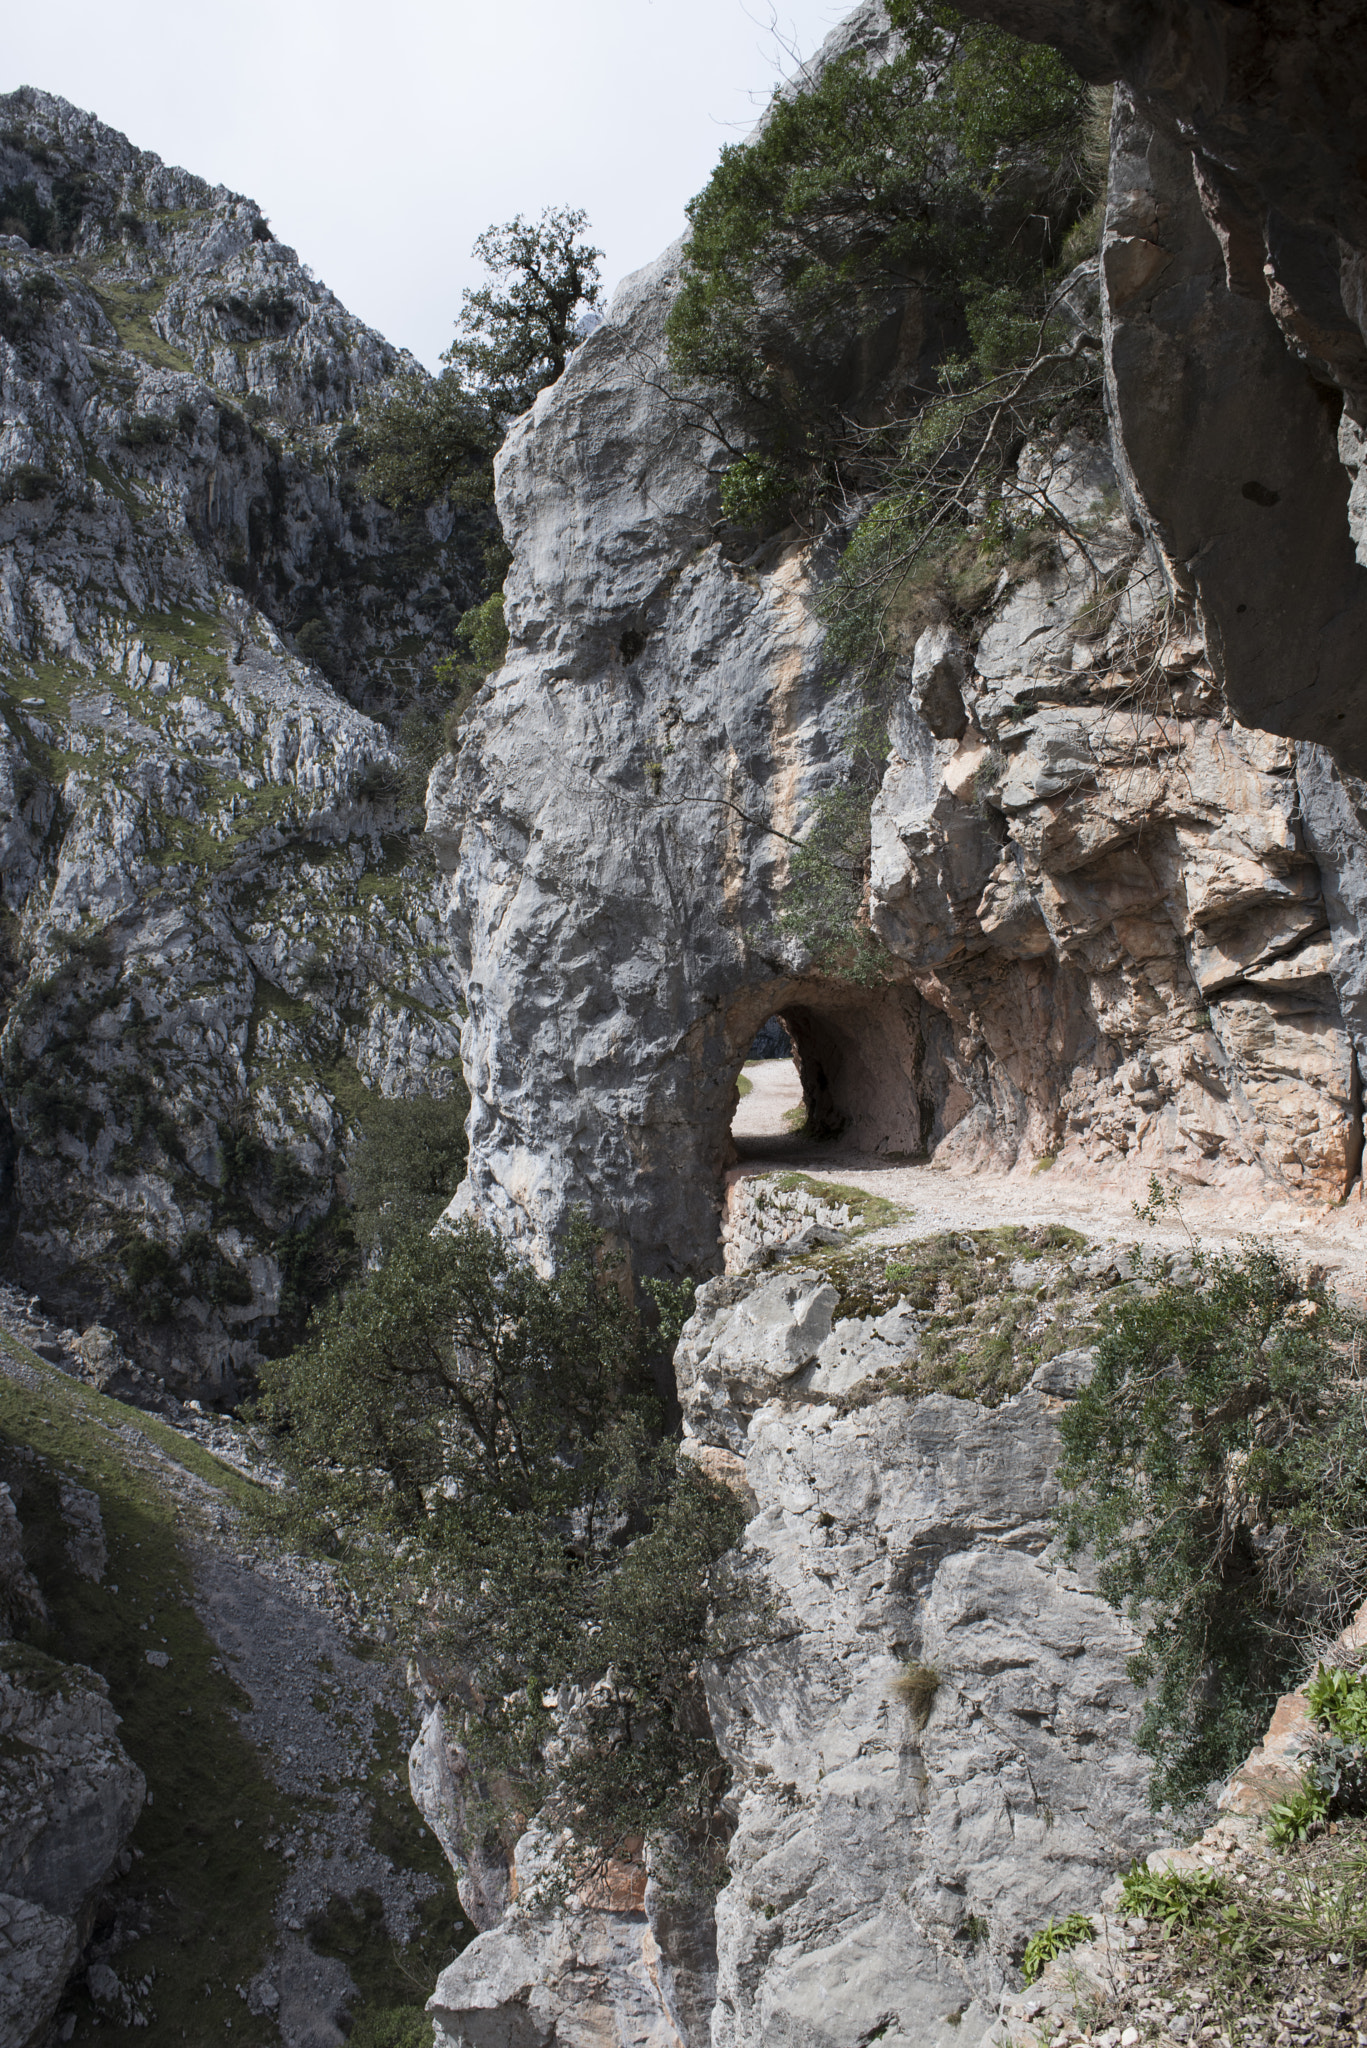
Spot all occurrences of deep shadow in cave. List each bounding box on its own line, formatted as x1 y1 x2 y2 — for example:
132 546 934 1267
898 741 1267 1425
727 982 932 1167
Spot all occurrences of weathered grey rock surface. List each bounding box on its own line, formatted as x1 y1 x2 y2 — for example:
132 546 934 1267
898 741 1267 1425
433 63 1367 1283
428 1249 1160 2048
950 1 1367 775
681 1270 1158 2048
0 89 468 1390
0 1639 144 2046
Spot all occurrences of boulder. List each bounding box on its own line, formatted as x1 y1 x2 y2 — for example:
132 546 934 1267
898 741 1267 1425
0 1643 144 1931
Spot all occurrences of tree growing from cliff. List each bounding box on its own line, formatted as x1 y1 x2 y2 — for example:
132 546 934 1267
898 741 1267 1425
447 207 603 426
258 1217 738 1871
664 2 1100 979
354 207 602 510
666 1 1092 519
1057 1224 1367 1814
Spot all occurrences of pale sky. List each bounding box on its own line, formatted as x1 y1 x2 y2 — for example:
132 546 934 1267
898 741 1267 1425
5 0 849 369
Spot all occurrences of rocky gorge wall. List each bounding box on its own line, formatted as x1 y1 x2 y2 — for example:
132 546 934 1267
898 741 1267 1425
0 89 474 1393
950 0 1367 774
419 10 1367 2042
431 14 1367 1283
422 1232 1171 2048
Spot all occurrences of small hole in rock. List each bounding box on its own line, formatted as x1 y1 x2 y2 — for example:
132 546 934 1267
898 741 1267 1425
619 628 646 664
1240 480 1280 507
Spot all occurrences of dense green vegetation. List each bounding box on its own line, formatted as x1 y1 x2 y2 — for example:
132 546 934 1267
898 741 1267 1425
666 3 1103 974
347 1083 471 1262
259 1218 741 1877
1057 1215 1367 1815
668 1 1095 547
354 207 601 512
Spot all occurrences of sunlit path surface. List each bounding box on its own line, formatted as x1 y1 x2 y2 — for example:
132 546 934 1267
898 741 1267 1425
728 1060 1367 1302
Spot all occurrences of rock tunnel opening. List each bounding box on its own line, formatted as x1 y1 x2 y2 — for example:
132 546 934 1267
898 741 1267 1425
727 982 932 1164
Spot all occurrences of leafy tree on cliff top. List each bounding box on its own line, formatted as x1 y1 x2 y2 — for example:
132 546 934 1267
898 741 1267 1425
666 1 1091 502
354 206 602 510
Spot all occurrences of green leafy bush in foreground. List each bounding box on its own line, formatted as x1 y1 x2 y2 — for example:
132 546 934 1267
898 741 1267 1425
1264 1662 1367 1846
1057 1236 1367 1814
258 1219 738 1873
1305 1662 1367 1743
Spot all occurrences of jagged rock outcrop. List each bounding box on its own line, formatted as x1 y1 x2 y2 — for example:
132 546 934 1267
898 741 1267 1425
408 1694 513 1933
683 1265 1159 2048
427 1245 1164 2048
950 1 1367 777
0 90 469 1389
0 1640 144 2047
432 53 1367 1281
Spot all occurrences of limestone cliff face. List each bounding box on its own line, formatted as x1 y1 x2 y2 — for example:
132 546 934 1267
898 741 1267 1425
685 1272 1157 2048
425 1251 1164 2048
951 1 1367 778
423 18 1367 2036
432 173 1367 1285
0 90 467 1391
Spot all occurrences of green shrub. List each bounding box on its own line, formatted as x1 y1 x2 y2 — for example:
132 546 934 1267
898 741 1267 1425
1305 1664 1367 1743
1118 1864 1226 1927
1021 1913 1095 1983
667 3 1090 510
346 2009 431 2048
270 1151 314 1213
434 591 509 748
217 1123 268 1193
352 368 495 511
1057 1238 1367 1813
3 463 59 502
19 1075 95 1145
0 177 88 250
718 454 791 528
1265 1783 1329 1848
774 755 889 982
258 1216 743 1866
119 413 174 452
116 1234 180 1324
346 1083 469 1260
270 1213 357 1346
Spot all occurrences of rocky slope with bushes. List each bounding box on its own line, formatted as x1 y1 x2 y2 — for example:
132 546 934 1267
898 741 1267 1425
5 5 1367 2046
0 88 471 1392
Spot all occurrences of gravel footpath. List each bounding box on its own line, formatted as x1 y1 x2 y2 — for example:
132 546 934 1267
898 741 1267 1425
733 1061 1367 1299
